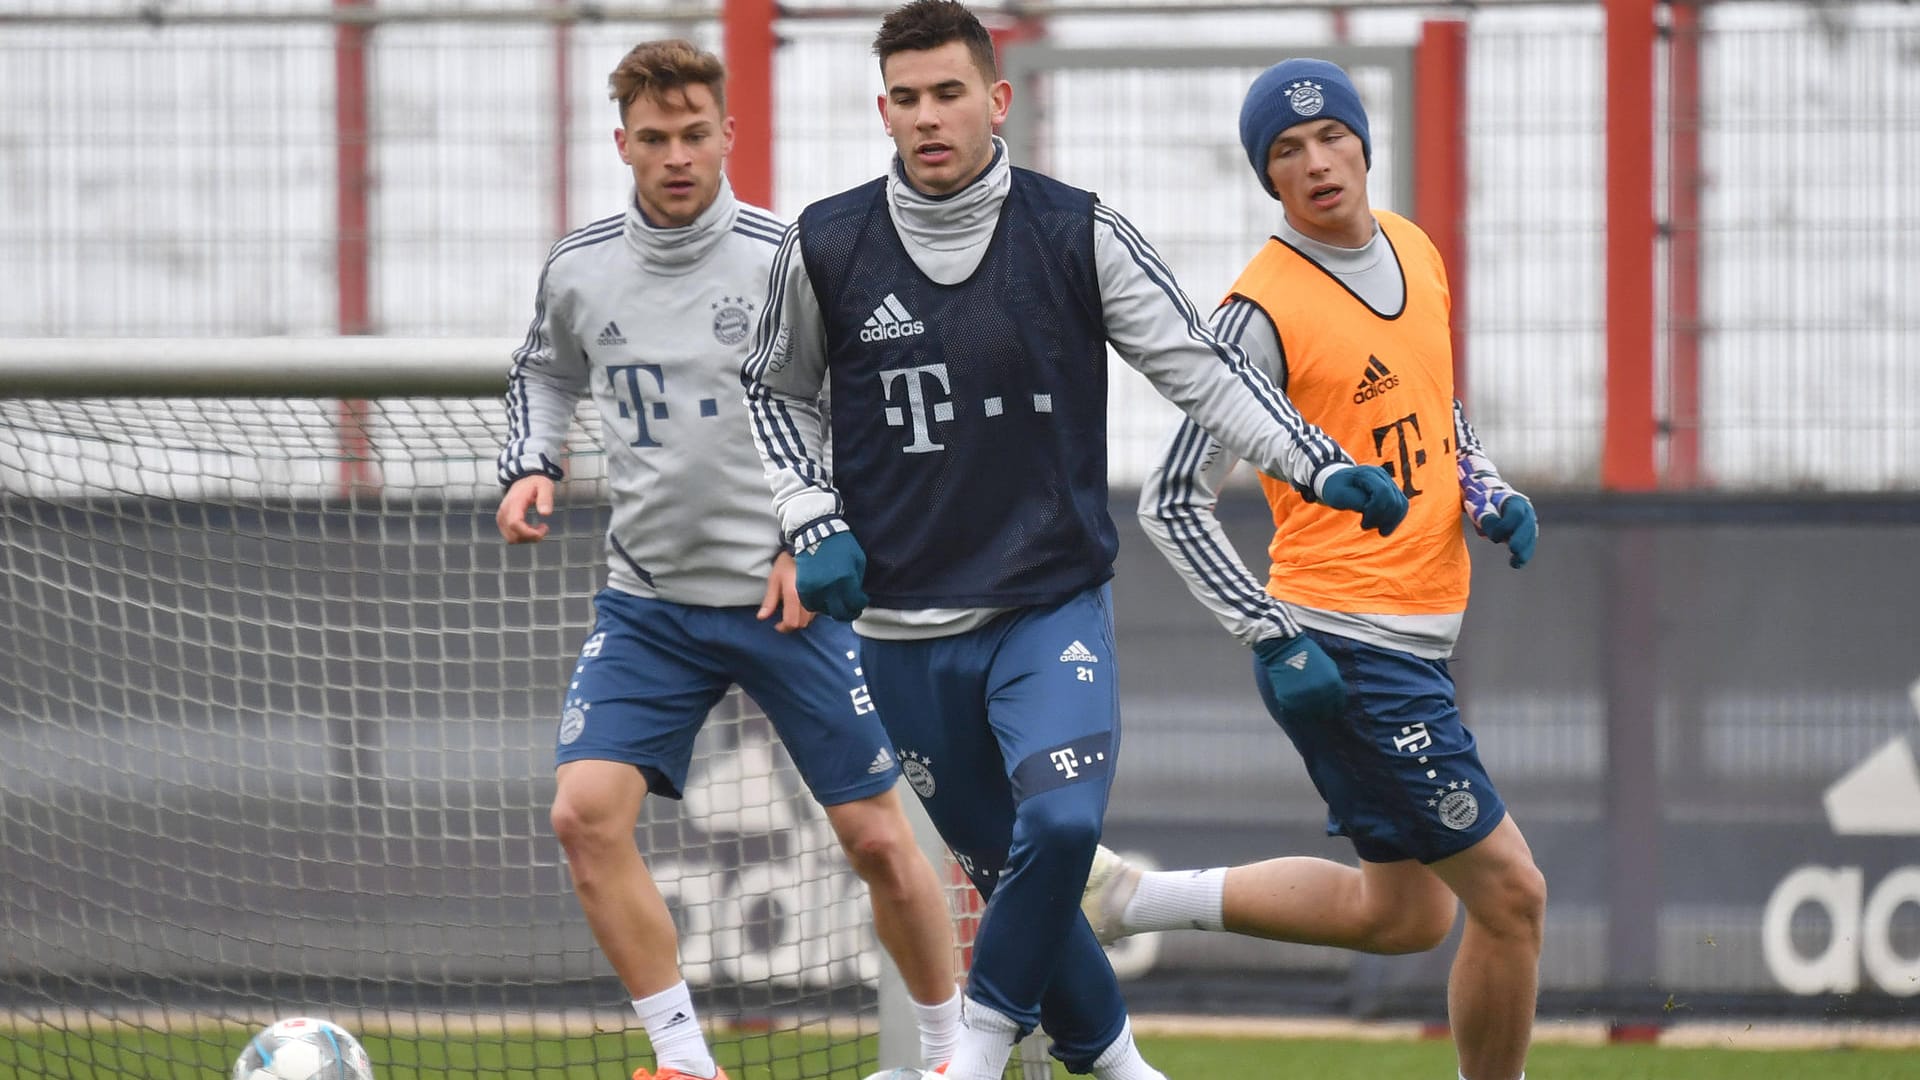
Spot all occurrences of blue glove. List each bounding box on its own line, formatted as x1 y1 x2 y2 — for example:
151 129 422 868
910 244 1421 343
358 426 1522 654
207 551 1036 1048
1253 632 1346 727
795 532 869 621
1317 465 1409 536
1481 495 1537 569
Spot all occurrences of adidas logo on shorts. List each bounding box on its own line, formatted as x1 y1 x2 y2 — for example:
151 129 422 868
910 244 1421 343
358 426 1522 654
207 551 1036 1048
1059 641 1099 664
867 747 895 774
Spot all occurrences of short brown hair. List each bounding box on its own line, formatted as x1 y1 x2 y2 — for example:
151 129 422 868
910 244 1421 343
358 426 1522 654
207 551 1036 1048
873 0 997 82
608 39 726 123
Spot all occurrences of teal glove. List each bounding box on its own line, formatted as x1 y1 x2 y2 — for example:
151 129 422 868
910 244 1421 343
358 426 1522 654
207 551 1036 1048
1318 465 1409 536
1253 632 1345 727
1482 495 1537 569
795 532 869 621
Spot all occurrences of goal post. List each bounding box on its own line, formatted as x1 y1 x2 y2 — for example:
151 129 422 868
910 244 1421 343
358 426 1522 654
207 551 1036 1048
0 337 918 1078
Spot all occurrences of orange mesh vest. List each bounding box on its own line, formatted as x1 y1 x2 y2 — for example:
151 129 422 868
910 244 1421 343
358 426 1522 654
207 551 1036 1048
1231 211 1470 615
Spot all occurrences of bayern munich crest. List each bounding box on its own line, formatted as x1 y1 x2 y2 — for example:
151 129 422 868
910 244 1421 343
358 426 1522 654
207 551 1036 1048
1287 79 1325 117
1431 779 1480 831
712 295 754 345
900 749 935 799
559 701 588 745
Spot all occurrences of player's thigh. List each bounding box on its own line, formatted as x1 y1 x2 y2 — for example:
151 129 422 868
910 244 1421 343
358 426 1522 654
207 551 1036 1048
1291 631 1508 865
556 590 730 800
985 585 1121 806
860 630 1014 890
719 611 899 808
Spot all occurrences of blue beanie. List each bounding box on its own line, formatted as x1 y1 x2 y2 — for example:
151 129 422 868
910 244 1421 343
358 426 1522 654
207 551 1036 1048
1238 58 1371 198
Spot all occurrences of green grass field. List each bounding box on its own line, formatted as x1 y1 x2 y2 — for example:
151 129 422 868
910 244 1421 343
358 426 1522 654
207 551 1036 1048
7 1026 1920 1080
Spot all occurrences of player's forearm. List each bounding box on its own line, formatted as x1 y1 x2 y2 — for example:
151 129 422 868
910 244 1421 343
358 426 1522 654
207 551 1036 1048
748 384 846 549
497 352 583 486
742 226 845 547
1138 419 1302 645
1093 206 1351 493
1454 397 1523 527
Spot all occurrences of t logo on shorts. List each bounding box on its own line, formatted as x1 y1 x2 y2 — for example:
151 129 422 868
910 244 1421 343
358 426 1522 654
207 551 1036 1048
1013 734 1114 799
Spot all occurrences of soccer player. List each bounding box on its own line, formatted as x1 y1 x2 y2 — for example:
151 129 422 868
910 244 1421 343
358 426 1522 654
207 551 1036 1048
1081 58 1547 1080
495 40 961 1080
739 6 1409 1079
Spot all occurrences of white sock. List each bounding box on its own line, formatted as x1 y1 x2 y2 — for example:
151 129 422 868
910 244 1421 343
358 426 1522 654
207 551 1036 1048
1091 1019 1165 1080
914 991 962 1067
633 982 716 1078
1121 867 1227 934
946 995 1019 1080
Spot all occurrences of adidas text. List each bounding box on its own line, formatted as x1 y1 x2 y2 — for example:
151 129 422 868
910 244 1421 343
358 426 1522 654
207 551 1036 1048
861 319 925 342
1353 375 1400 403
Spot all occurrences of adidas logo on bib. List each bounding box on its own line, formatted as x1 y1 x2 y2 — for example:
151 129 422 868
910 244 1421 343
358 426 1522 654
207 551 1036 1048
860 293 925 342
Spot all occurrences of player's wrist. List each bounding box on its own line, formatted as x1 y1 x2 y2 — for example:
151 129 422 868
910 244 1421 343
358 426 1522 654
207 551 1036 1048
497 452 565 490
1308 461 1353 501
788 514 850 555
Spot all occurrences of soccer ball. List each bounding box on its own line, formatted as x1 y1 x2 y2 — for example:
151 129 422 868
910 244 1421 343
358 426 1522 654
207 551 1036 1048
232 1017 375 1080
860 1070 929 1080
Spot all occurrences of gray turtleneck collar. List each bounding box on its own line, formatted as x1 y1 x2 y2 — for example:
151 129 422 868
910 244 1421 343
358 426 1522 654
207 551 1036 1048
884 137 1012 286
1276 211 1405 316
625 176 740 275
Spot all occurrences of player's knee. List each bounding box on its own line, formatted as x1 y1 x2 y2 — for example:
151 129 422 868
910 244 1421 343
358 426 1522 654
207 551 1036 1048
1363 888 1456 955
838 817 914 880
1017 792 1102 857
1469 860 1547 944
549 794 625 859
1506 862 1549 936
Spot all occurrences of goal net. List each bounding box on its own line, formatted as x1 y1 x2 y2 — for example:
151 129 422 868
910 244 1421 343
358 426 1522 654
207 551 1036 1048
0 338 904 1078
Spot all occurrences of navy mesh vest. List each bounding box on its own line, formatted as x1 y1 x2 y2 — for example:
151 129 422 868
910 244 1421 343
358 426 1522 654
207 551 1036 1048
798 168 1114 608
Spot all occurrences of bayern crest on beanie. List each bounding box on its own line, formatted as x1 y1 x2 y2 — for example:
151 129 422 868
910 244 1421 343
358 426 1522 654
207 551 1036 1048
1238 58 1372 198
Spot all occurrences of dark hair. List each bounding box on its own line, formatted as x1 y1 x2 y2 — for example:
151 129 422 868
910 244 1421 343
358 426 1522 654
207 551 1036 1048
608 39 727 123
873 0 998 82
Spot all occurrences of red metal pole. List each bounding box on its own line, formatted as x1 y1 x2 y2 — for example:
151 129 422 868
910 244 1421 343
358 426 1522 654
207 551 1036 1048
335 0 376 497
722 0 777 209
1604 0 1658 491
552 0 572 240
1415 19 1470 402
1666 1 1704 488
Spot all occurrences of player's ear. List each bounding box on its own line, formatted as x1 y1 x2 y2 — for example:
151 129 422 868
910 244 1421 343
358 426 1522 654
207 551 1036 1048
721 114 736 157
875 92 889 133
614 127 632 165
989 79 1012 128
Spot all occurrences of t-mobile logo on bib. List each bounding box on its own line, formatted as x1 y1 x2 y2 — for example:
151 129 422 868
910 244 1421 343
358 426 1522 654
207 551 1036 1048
879 362 954 454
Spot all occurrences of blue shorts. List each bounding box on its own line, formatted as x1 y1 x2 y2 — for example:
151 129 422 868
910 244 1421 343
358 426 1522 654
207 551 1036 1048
555 589 899 805
859 584 1122 887
1254 629 1506 864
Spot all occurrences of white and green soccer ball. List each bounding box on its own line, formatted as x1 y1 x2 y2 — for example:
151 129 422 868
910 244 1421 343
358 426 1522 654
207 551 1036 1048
233 1016 375 1080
